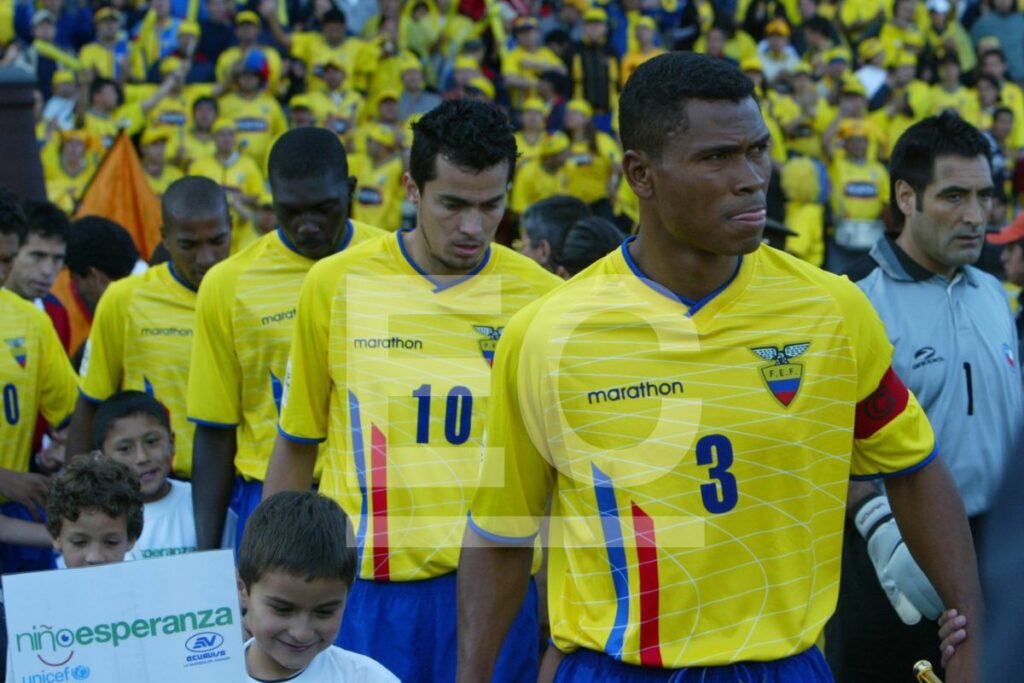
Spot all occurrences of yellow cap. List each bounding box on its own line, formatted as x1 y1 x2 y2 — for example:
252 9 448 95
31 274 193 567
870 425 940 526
399 53 423 74
765 18 790 37
513 17 539 31
159 56 182 76
235 10 259 25
179 20 200 37
522 97 547 114
824 47 851 64
840 77 866 97
94 6 118 22
837 119 869 140
583 7 607 22
978 36 1002 54
454 56 479 71
319 56 347 71
258 192 274 207
52 70 75 86
141 127 173 146
289 94 314 110
567 98 593 118
374 88 401 107
367 124 397 148
60 129 90 146
541 132 570 156
858 38 884 62
894 51 917 68
740 57 763 73
212 118 235 134
467 76 495 99
634 16 656 31
563 0 590 11
791 61 813 76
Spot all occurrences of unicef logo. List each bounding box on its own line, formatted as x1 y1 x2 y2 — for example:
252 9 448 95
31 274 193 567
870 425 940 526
72 665 91 680
185 632 224 653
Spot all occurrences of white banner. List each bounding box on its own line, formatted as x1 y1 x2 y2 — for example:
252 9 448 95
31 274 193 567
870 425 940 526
4 550 245 682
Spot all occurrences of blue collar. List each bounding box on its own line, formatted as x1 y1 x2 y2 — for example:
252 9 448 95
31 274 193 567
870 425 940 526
620 236 742 317
167 262 198 293
396 228 492 293
276 221 355 257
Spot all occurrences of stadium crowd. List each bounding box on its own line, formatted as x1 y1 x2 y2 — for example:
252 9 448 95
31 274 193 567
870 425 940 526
0 0 1023 681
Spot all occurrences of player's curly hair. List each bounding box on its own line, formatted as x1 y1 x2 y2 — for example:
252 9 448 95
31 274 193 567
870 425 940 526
45 452 144 541
238 491 356 589
408 99 517 189
619 52 755 159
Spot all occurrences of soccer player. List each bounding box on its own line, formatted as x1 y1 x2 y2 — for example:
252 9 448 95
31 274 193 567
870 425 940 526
65 177 232 478
188 127 383 552
456 53 983 683
0 187 78 572
265 100 562 683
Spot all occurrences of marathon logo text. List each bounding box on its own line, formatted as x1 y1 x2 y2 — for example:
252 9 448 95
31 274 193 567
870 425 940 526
15 607 234 653
587 380 684 404
353 337 423 350
261 308 296 326
140 327 193 337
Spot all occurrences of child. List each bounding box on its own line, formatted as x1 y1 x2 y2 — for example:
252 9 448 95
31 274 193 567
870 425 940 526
93 391 198 561
45 453 144 568
238 492 398 682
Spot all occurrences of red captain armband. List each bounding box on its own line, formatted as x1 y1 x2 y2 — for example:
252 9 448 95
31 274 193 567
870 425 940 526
854 367 910 439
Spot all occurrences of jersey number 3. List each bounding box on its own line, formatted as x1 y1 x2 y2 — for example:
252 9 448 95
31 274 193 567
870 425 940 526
696 434 738 513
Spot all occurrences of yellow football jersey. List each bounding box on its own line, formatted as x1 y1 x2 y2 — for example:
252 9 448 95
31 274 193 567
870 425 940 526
0 290 78 474
189 153 265 252
291 33 368 92
511 158 569 214
928 85 980 125
469 240 936 667
565 134 622 205
217 93 287 167
350 155 405 231
187 222 384 482
80 263 200 477
144 164 184 197
279 231 562 581
83 104 145 149
514 131 545 168
215 46 283 94
830 157 890 221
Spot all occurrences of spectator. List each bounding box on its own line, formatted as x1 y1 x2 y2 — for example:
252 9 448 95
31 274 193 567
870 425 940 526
548 215 624 278
511 132 571 215
987 213 1024 360
518 194 591 271
397 54 442 123
350 124 404 231
620 16 666 87
140 128 183 197
214 11 283 94
571 8 619 133
756 18 800 83
970 0 1024 83
503 17 567 113
44 130 96 214
217 50 287 166
78 7 133 82
40 70 76 131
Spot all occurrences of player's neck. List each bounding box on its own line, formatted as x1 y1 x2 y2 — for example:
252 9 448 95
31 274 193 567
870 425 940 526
629 230 741 303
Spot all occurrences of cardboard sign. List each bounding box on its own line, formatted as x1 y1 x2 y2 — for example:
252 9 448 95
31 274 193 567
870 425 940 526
4 550 245 682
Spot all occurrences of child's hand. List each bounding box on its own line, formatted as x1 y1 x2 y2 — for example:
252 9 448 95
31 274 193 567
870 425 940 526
938 608 967 668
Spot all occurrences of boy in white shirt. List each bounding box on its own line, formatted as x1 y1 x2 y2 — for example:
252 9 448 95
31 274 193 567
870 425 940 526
238 492 398 683
94 391 235 560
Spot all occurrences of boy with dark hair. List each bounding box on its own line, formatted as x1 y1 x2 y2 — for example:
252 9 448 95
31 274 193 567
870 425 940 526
238 491 397 682
46 452 144 568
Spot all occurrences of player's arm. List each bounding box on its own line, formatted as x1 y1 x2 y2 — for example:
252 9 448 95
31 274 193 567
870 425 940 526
192 425 237 549
886 458 982 683
64 394 99 460
263 434 318 497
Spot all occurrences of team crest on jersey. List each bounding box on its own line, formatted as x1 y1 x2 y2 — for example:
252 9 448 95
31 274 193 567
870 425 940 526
473 325 504 366
750 342 810 407
4 337 26 368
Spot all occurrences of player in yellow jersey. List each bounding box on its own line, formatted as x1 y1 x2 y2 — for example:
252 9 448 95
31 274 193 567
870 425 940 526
351 125 405 231
188 127 383 552
0 187 78 573
65 178 232 479
264 100 561 683
457 53 984 683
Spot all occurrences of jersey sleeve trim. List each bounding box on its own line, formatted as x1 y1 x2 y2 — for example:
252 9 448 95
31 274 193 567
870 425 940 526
850 444 939 481
466 511 538 546
79 388 104 404
276 424 327 444
188 417 239 429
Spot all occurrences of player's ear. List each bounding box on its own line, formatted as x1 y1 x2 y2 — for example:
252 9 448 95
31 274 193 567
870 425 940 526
622 150 654 200
236 572 249 608
402 172 420 207
894 179 916 223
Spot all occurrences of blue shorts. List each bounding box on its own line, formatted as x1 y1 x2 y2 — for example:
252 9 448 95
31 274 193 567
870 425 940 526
0 502 55 573
228 477 263 555
337 572 539 683
553 646 833 683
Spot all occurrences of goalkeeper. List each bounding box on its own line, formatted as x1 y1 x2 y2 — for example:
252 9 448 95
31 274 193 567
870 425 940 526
826 112 1023 680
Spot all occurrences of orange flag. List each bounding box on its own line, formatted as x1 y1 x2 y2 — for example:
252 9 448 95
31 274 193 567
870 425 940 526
74 132 162 259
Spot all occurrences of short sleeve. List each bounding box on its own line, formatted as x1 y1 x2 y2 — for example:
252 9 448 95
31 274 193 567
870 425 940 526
187 265 241 427
37 313 79 427
846 285 937 479
277 262 335 443
467 305 555 544
80 280 128 403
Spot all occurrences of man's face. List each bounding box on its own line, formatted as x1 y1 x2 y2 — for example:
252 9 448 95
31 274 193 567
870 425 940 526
271 172 351 259
378 99 399 123
845 135 868 160
895 64 916 86
236 22 258 43
767 33 786 51
1002 242 1024 286
142 139 166 164
163 210 232 288
898 155 994 275
0 233 20 283
53 509 134 568
993 112 1014 141
517 27 539 49
6 233 65 299
62 138 85 165
238 72 262 94
33 20 55 43
324 65 345 90
705 27 725 55
583 20 607 43
402 68 423 92
215 128 236 154
290 107 316 128
982 53 1006 79
637 97 771 257
404 156 509 274
195 101 217 129
522 109 545 131
102 414 174 502
96 84 118 111
322 20 345 45
939 61 960 85
994 0 1013 13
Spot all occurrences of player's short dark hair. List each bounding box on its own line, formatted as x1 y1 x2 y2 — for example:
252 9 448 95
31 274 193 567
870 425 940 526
238 491 356 589
22 199 70 243
552 216 625 276
268 127 348 184
889 111 993 230
93 390 171 451
993 106 1014 121
619 52 755 159
88 77 122 107
976 73 1001 94
192 96 217 115
408 99 517 189
321 7 346 25
65 216 138 278
161 176 230 229
0 186 28 243
46 452 144 541
521 195 590 249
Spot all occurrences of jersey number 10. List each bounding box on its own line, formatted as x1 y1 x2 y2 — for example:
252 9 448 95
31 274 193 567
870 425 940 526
412 384 473 445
